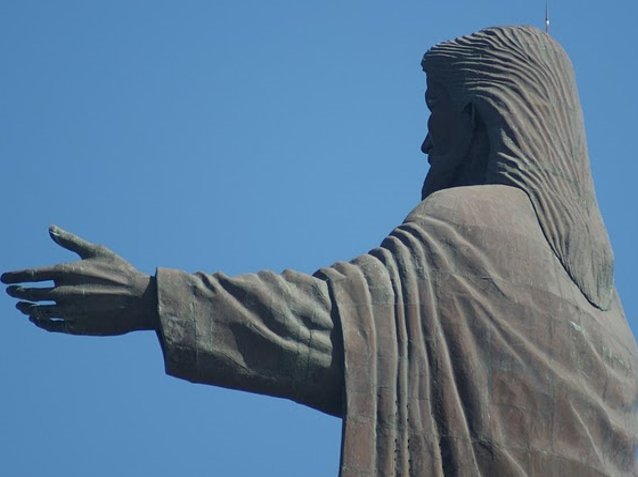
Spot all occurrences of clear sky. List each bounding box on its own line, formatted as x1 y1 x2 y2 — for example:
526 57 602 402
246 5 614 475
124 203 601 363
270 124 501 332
1 1 637 476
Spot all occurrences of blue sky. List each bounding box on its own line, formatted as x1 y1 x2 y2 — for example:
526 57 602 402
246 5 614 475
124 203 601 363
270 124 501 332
1 1 637 476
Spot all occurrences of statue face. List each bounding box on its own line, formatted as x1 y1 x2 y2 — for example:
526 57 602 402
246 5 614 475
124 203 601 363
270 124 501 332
421 81 474 198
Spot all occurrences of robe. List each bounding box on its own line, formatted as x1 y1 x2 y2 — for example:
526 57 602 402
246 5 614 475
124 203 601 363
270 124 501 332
156 185 638 476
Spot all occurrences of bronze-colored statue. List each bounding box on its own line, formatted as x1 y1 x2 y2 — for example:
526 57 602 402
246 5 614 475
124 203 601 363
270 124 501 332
4 26 637 476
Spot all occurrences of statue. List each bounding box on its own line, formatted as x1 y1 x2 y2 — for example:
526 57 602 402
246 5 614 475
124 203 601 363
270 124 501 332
3 26 638 476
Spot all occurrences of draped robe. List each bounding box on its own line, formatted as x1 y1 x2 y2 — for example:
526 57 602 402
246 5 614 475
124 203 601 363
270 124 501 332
156 185 638 476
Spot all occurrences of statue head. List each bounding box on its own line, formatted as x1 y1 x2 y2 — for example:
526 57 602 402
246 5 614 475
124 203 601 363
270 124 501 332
420 78 489 199
421 26 614 310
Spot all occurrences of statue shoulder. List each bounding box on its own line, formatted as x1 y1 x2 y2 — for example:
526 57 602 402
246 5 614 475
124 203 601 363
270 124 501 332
406 185 537 230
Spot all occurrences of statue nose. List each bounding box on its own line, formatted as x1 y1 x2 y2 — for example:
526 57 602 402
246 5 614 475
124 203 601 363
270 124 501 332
421 134 433 155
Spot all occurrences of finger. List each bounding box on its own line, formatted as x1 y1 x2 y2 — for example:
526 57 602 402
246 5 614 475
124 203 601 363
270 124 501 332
16 301 64 319
1 266 64 284
16 300 101 320
49 225 99 259
19 303 81 335
29 316 67 333
8 284 131 303
7 285 57 301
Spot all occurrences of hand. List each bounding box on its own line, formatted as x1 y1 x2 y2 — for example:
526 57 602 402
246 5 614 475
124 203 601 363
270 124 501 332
2 225 158 335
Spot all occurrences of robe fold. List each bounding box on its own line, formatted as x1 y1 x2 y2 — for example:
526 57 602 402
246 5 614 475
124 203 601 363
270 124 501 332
156 185 638 476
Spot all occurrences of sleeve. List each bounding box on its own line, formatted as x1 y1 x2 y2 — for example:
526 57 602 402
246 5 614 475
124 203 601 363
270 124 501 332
154 267 343 417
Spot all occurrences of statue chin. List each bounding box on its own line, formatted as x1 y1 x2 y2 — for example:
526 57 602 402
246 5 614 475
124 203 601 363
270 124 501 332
421 158 462 200
421 134 490 200
421 173 440 200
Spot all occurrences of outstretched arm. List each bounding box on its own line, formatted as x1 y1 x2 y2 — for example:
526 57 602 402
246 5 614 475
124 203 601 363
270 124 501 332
155 266 343 416
2 226 343 415
2 225 158 335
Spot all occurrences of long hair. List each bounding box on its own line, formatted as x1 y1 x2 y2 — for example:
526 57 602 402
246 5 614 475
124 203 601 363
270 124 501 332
422 26 613 309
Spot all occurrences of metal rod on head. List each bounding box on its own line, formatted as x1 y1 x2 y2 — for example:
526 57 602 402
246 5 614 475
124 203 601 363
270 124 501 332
545 1 550 34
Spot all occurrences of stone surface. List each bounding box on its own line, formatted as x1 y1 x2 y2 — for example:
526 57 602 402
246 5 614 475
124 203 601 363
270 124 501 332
3 25 638 477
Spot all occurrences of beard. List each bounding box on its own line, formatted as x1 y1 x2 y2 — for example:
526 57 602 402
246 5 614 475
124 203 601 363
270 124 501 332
421 127 489 200
421 158 460 199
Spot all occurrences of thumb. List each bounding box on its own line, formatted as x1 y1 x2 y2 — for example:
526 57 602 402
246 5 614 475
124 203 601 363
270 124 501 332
49 225 99 259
